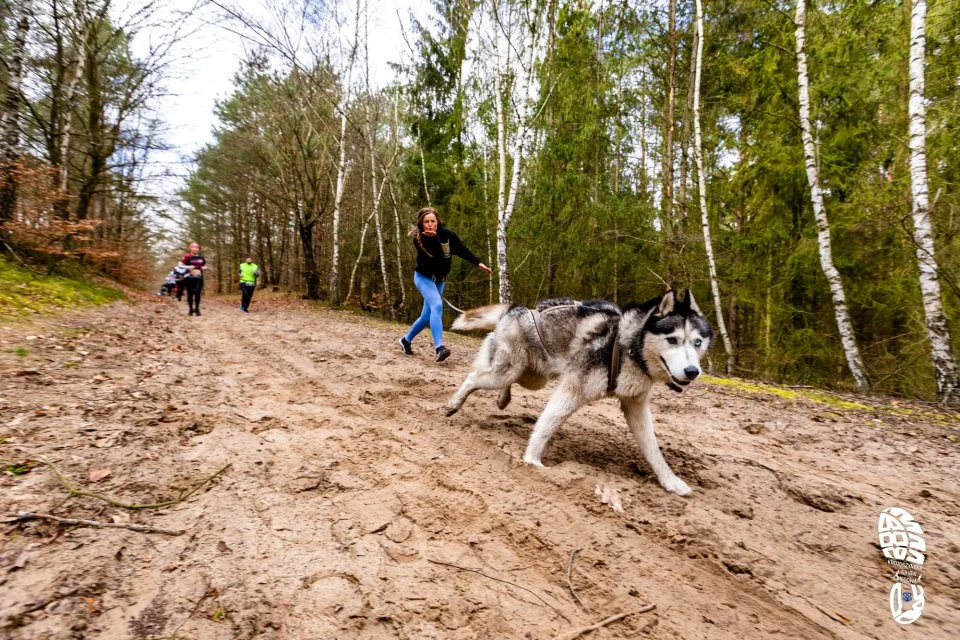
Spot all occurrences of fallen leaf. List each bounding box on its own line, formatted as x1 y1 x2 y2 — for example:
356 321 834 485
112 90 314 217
10 551 31 571
88 468 112 482
6 414 28 427
82 596 100 613
595 484 625 514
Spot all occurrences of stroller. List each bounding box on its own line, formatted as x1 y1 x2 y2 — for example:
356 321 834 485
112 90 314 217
158 271 178 296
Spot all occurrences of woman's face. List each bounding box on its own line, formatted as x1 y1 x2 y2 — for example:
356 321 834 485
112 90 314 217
421 213 438 235
190 242 200 254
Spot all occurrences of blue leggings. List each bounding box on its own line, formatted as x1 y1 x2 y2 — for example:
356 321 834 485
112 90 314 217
404 271 445 348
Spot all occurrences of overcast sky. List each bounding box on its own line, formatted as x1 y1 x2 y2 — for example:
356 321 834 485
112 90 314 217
136 0 430 204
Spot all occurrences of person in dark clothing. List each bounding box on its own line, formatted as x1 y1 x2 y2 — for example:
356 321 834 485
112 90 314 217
159 271 177 296
399 207 491 362
181 242 207 316
173 262 189 301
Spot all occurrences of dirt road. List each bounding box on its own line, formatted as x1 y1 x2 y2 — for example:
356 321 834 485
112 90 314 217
2 293 958 639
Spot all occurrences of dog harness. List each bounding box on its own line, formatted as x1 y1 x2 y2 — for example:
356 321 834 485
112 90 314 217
529 310 550 354
607 324 623 394
529 306 625 395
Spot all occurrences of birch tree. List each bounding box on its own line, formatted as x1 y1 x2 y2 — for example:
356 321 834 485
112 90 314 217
0 0 32 224
489 0 541 303
906 0 958 403
661 0 677 226
794 0 869 390
693 0 734 374
330 0 361 307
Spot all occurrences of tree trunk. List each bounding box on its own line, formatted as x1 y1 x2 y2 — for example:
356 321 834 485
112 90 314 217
387 180 407 314
57 33 86 219
346 211 375 303
661 0 677 227
907 0 959 403
492 11 510 303
794 0 869 390
678 23 697 224
370 149 392 315
299 220 320 300
693 0 734 374
494 0 539 304
0 0 31 225
330 8 359 307
76 32 106 222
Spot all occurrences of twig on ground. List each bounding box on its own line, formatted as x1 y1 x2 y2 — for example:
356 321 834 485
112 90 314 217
378 540 400 564
566 548 585 609
551 605 657 640
427 559 570 622
169 580 214 638
3 512 185 536
34 459 231 509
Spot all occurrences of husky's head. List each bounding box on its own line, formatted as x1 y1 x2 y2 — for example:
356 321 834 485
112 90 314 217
626 290 713 391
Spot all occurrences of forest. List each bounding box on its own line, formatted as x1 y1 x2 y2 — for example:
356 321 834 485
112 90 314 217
2 0 959 402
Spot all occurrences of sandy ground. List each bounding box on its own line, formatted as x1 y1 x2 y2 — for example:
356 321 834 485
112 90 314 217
1 292 958 640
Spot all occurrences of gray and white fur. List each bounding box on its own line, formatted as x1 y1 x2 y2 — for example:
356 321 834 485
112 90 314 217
447 290 713 496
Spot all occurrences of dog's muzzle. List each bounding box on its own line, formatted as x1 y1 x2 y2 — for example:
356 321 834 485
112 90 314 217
661 357 700 392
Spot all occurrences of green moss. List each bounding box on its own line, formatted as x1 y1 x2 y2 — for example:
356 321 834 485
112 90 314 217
703 374 960 426
0 257 124 319
704 374 868 410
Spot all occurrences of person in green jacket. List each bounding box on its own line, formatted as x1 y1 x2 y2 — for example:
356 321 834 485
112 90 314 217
238 256 260 313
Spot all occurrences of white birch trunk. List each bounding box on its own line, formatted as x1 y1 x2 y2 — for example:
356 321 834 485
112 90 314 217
58 35 86 203
370 155 391 315
0 1 30 150
493 0 539 304
330 1 361 306
907 0 958 403
346 211 375 303
482 144 493 305
492 10 510 303
693 0 734 374
794 0 869 390
418 127 430 206
388 180 406 312
364 6 391 315
387 93 406 313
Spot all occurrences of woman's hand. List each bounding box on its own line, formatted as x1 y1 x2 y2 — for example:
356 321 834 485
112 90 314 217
478 263 493 274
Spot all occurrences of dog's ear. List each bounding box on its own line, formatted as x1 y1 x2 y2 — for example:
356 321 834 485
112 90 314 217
683 289 702 315
657 290 677 316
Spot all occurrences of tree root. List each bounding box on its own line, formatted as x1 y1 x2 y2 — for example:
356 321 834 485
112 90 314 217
551 605 656 640
34 458 231 509
3 512 184 536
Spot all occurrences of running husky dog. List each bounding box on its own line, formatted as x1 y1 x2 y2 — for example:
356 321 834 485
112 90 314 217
446 290 712 496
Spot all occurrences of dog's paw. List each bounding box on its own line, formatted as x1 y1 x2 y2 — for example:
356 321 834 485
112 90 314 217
522 456 545 468
660 476 692 496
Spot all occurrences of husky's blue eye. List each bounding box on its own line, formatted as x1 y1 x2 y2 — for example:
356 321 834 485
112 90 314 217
695 339 702 347
667 337 679 345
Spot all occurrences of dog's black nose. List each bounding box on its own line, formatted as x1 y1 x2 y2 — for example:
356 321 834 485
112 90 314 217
684 366 700 380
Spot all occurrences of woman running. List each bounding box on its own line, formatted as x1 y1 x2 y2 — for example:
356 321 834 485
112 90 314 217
181 242 207 316
399 207 491 362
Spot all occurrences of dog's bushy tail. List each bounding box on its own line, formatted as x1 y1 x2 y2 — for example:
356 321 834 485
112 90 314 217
451 304 511 332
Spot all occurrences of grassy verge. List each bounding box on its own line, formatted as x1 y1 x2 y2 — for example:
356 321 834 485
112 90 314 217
0 256 125 319
704 374 960 427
